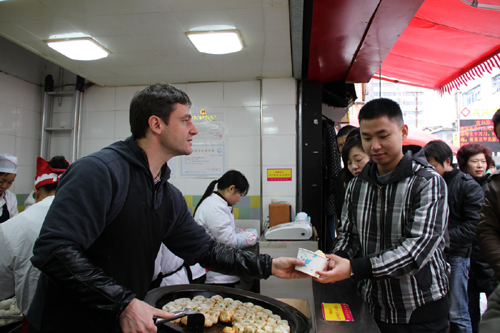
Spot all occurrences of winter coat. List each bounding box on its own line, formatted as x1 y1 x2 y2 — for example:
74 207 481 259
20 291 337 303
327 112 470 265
442 167 484 258
334 146 450 324
477 171 500 281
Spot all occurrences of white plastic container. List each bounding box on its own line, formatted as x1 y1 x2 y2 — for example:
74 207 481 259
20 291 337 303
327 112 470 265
294 248 328 278
296 212 308 221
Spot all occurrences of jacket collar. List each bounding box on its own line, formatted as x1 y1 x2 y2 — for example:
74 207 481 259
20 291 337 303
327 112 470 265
213 191 231 206
443 166 461 183
473 172 491 186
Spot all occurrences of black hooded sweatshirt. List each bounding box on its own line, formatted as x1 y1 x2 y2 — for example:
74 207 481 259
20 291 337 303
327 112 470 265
28 136 272 332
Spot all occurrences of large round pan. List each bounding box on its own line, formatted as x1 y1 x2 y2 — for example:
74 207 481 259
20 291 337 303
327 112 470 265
145 284 310 333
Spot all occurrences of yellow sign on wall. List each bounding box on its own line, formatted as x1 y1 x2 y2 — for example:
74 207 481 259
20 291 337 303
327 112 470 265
267 168 292 181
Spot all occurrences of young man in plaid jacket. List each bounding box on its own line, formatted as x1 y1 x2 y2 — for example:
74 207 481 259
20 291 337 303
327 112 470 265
316 98 450 333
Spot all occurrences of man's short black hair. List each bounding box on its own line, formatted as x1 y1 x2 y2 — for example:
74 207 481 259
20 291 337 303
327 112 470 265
358 98 403 125
423 140 453 166
129 83 192 139
338 125 356 138
493 108 500 137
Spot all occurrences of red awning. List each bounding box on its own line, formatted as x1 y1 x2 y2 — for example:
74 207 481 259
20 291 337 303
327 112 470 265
307 0 500 93
404 127 459 154
377 0 500 93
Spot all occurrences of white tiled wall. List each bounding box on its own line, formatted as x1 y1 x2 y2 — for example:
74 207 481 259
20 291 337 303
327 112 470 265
43 78 298 220
261 78 297 220
0 72 42 196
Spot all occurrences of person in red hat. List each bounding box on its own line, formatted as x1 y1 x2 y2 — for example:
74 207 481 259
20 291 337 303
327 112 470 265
0 156 69 320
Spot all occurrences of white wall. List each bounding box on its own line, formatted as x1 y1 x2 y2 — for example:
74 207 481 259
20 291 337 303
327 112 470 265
261 78 297 220
0 72 42 197
72 78 297 221
1 77 298 218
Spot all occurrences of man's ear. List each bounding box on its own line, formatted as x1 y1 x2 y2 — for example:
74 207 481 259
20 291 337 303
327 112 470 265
34 188 41 202
444 158 452 168
148 115 163 135
401 124 408 140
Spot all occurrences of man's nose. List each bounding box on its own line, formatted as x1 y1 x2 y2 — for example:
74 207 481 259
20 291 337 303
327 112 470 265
190 124 199 135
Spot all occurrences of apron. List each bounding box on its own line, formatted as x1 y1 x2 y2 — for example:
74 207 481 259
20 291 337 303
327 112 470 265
38 168 173 332
0 204 10 223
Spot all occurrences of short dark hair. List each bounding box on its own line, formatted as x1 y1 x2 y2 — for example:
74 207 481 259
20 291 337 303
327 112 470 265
129 83 192 139
493 108 500 137
358 98 403 125
423 140 453 166
456 143 493 174
338 125 356 138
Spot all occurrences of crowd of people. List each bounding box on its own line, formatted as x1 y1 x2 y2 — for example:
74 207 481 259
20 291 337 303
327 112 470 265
320 99 500 333
1 84 500 333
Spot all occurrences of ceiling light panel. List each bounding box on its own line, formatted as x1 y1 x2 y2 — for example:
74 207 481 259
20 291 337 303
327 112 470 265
186 30 244 55
45 38 109 61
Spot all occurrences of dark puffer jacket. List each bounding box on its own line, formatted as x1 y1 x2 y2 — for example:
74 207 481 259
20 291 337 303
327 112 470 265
442 167 484 258
469 173 499 295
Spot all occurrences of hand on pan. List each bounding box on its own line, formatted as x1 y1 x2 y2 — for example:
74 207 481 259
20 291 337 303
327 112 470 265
313 254 351 284
271 257 310 279
120 298 174 333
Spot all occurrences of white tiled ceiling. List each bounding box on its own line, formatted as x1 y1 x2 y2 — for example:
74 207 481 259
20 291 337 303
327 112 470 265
0 0 292 87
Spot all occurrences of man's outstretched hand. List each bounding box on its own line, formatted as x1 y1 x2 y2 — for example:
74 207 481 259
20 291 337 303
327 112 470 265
272 257 310 279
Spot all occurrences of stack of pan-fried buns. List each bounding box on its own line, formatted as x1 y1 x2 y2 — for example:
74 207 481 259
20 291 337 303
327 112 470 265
162 295 291 333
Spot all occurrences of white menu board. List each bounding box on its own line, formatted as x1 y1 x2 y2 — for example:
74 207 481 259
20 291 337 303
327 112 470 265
181 145 224 177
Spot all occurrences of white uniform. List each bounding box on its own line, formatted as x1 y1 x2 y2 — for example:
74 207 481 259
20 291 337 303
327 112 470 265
0 190 18 220
0 196 54 315
194 193 239 284
152 244 206 286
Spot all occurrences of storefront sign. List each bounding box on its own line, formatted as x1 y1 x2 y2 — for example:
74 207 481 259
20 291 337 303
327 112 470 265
267 169 292 181
459 119 500 153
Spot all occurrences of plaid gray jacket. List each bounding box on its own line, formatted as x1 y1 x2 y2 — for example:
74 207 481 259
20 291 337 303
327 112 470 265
334 147 450 324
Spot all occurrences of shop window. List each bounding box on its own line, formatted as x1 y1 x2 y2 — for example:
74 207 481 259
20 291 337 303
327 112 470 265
493 75 500 93
463 85 481 106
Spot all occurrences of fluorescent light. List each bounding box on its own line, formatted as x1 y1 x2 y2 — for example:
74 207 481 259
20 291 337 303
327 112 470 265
186 30 244 55
45 38 109 61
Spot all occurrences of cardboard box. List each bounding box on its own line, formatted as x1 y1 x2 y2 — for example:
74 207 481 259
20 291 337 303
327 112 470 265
269 203 291 227
276 298 311 318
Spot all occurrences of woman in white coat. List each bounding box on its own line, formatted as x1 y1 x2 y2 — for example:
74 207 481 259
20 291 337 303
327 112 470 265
193 170 249 287
0 153 19 223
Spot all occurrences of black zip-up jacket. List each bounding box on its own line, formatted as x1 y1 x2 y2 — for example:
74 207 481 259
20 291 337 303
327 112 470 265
442 167 484 258
28 136 272 332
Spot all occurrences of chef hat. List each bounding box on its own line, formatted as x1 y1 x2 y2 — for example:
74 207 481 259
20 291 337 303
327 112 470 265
34 157 68 190
0 153 18 174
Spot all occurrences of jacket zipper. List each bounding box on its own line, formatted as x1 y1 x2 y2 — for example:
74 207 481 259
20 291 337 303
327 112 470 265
379 185 385 250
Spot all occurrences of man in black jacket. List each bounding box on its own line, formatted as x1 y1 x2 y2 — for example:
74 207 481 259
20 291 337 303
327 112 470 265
424 140 484 333
27 84 307 333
